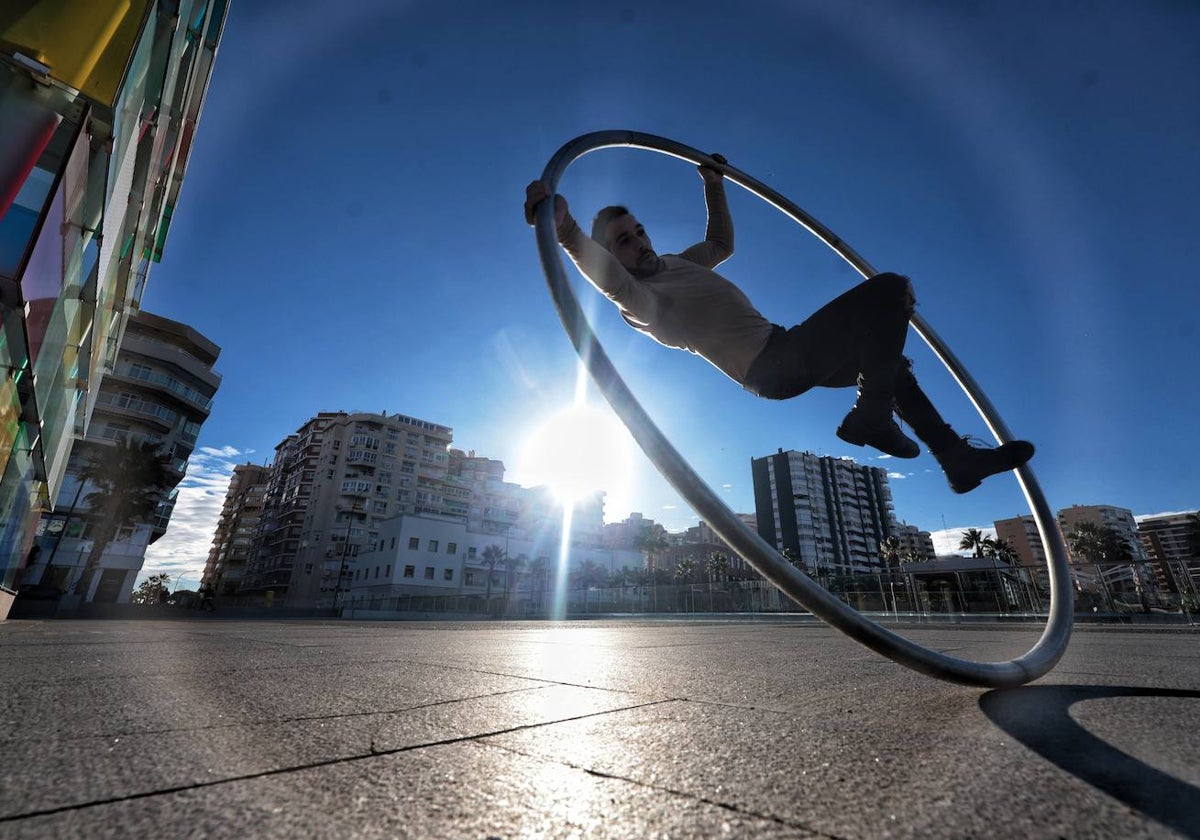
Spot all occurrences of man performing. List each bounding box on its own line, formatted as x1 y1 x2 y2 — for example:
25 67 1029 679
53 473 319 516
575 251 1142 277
524 157 1033 494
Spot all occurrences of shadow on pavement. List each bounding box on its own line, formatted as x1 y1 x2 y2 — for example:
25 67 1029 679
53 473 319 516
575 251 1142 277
979 685 1200 840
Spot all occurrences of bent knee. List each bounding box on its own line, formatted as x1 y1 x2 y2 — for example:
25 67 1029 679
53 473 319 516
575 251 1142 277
869 272 915 314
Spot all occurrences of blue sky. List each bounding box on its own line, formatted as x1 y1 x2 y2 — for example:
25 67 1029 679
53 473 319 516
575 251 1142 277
141 0 1199 586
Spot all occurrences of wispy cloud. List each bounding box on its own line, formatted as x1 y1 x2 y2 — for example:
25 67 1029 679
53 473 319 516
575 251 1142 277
927 525 997 557
140 445 255 587
887 472 909 480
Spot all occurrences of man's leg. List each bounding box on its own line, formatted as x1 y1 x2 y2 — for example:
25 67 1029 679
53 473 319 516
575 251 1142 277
894 362 1035 493
794 273 919 457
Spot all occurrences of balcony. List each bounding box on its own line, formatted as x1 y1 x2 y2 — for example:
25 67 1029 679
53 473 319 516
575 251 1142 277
95 392 179 430
113 363 214 413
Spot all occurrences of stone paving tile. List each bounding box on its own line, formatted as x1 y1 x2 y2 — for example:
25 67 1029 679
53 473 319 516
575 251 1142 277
2 740 819 840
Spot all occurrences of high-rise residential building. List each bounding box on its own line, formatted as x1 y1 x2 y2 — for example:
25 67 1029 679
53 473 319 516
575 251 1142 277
23 310 220 603
751 449 898 576
0 1 230 617
202 463 269 596
1137 511 1199 597
241 410 609 607
994 515 1049 570
893 523 936 563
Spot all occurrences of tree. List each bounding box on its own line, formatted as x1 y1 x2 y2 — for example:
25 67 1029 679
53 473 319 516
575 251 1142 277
503 554 526 613
673 555 697 582
879 536 903 571
481 544 505 610
1067 522 1137 611
634 524 669 575
72 440 173 598
705 552 730 582
959 529 987 559
131 572 171 605
526 556 549 613
634 523 669 611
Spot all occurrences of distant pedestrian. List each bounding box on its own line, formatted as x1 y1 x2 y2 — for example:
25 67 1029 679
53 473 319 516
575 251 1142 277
199 584 216 612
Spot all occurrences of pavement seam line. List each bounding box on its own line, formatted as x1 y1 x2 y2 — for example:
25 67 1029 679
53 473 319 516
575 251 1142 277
35 685 557 743
472 739 848 840
0 698 677 823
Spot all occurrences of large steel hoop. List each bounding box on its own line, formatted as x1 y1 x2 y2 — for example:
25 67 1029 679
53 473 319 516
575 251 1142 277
534 130 1072 688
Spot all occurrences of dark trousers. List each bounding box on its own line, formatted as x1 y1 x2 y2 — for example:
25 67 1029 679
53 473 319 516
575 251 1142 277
742 272 959 452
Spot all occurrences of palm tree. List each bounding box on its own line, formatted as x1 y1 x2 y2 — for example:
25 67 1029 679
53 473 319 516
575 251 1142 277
705 552 730 611
634 523 669 611
959 528 987 559
526 556 548 615
502 554 526 614
673 555 697 582
72 440 173 598
879 536 903 571
481 544 505 612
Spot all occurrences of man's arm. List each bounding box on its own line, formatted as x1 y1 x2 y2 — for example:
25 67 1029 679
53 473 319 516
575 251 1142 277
678 155 734 269
524 182 659 326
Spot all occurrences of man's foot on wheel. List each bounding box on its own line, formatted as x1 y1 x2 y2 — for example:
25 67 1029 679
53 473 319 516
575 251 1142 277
935 437 1035 494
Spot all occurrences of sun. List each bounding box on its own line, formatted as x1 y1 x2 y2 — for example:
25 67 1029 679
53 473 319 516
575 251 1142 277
519 404 635 505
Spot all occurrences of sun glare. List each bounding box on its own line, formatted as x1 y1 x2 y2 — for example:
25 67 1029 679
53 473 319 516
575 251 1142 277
519 404 634 505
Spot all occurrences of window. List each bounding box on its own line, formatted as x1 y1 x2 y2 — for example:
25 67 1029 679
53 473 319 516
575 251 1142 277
385 565 391 577
403 565 415 578
443 568 454 581
428 540 439 552
374 567 380 579
465 571 475 585
424 567 434 580
468 547 477 558
447 542 457 554
390 538 396 550
408 537 419 550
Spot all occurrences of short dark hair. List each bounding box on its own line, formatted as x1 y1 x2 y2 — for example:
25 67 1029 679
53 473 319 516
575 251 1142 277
590 205 630 247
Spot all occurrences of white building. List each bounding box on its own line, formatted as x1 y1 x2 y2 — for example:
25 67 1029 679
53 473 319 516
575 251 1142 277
347 511 641 606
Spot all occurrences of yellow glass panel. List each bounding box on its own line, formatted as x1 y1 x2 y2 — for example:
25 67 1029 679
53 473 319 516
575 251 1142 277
1 0 152 105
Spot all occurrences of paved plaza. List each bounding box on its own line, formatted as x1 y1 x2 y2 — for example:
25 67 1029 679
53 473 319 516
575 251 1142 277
1 617 1198 839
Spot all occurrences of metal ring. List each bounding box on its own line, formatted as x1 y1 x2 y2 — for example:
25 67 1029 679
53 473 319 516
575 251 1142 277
534 130 1073 687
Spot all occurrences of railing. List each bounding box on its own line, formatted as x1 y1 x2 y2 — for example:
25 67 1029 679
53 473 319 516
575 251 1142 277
117 364 213 410
332 563 1197 621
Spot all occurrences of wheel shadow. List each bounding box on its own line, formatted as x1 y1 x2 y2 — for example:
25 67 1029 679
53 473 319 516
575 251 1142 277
979 685 1200 839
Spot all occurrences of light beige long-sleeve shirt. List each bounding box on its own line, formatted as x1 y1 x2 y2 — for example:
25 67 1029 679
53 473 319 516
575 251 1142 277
557 181 775 385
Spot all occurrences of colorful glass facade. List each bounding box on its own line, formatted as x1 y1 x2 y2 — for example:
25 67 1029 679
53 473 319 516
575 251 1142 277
0 1 229 607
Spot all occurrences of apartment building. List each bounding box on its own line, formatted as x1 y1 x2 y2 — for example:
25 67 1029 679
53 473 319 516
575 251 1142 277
202 463 269 596
994 515 1048 570
751 449 897 576
0 1 229 616
22 310 220 604
893 523 936 563
240 410 611 607
1137 511 1199 597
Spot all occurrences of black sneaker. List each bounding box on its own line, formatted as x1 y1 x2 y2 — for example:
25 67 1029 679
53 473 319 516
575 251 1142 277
936 437 1035 494
836 406 920 459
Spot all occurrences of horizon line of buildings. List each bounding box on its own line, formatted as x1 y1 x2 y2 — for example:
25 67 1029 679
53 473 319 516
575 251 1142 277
200 408 1198 612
